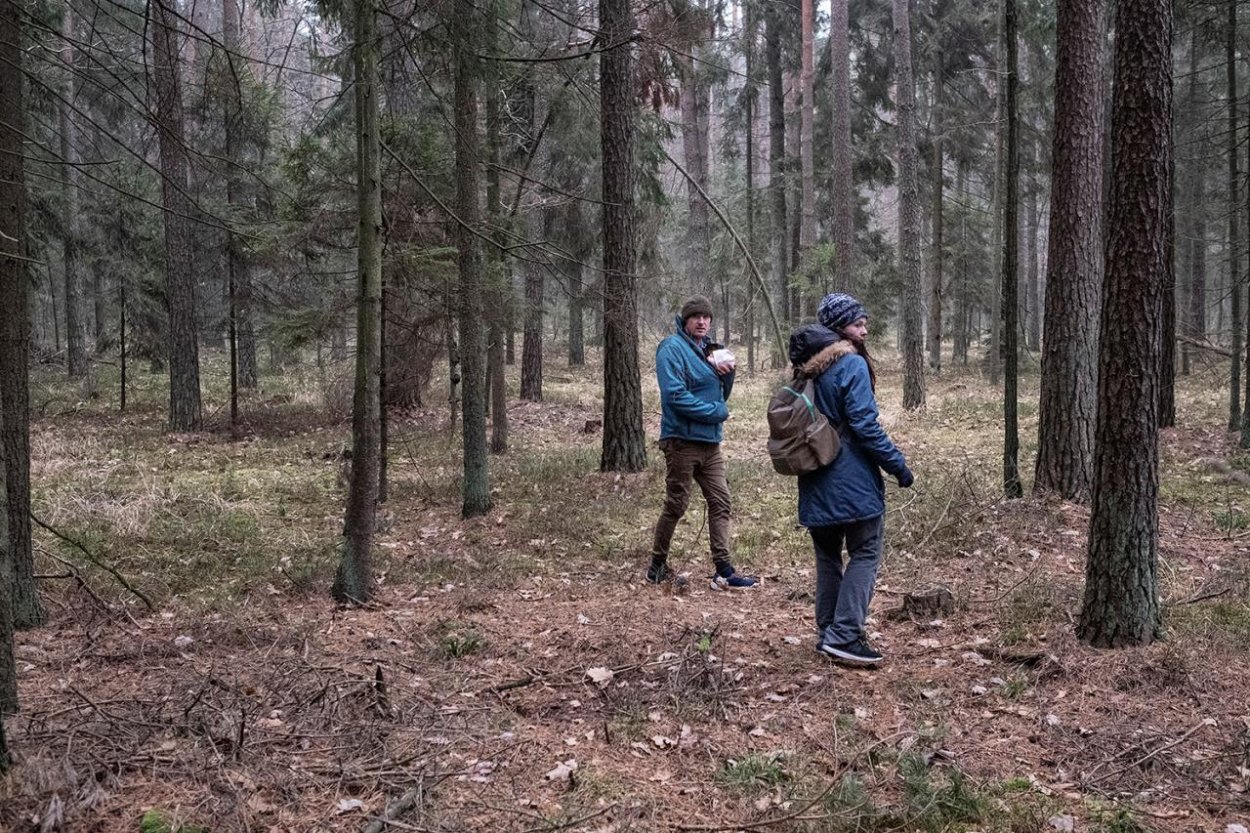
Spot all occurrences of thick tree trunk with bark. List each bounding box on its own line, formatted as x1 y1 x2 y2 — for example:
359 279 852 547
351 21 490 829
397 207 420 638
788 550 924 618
150 0 202 431
332 0 383 603
60 5 86 379
1034 0 1106 501
599 0 646 472
1229 2 1242 433
1 0 42 630
1 0 24 729
455 0 492 513
1078 0 1171 649
893 0 924 409
830 0 853 291
1001 0 1021 498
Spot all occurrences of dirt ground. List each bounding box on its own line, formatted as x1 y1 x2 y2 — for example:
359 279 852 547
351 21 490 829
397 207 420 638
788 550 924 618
2 357 1249 833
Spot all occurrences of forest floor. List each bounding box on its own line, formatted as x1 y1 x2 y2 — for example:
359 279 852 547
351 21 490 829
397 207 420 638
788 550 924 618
2 347 1249 833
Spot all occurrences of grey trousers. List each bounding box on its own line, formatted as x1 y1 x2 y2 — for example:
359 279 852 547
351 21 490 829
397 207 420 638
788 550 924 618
651 439 732 570
810 516 884 646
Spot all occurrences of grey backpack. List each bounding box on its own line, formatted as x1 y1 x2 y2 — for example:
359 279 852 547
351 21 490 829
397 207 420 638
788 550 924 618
766 376 840 475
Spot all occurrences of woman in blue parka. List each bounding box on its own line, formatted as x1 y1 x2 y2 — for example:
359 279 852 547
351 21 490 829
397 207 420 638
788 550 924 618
791 293 913 666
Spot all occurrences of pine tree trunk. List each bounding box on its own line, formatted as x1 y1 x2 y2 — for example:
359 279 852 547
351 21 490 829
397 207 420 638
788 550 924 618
893 0 925 409
520 258 543 402
484 26 509 454
766 9 787 353
1034 0 1106 501
680 45 711 294
223 0 257 390
455 0 491 514
953 159 969 364
1229 1 1242 433
1182 29 1206 377
1078 0 1171 649
799 0 815 272
928 62 944 374
60 5 86 379
1 0 42 630
599 0 646 472
0 383 14 716
332 0 383 604
830 0 853 292
1025 185 1041 351
1001 0 1021 497
150 0 202 431
568 253 585 366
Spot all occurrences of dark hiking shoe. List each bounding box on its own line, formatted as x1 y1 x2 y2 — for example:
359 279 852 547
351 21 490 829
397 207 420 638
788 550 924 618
710 566 758 590
646 560 673 584
818 637 884 666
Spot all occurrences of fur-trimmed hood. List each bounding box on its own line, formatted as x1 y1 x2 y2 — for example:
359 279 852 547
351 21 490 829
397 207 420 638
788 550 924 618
799 339 857 378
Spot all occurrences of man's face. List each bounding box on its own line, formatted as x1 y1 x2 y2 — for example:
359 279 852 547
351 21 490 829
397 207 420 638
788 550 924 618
684 313 712 340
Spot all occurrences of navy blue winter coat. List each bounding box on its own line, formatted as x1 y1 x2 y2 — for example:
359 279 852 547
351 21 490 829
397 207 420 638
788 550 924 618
793 334 907 526
656 316 735 444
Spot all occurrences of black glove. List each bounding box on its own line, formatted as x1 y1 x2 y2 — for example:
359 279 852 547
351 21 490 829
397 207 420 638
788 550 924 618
895 467 914 488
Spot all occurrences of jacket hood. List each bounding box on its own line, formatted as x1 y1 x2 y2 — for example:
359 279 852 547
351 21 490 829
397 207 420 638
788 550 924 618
799 339 857 378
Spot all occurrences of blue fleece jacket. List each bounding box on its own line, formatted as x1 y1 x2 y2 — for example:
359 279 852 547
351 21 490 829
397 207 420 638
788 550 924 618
795 340 907 526
656 316 735 443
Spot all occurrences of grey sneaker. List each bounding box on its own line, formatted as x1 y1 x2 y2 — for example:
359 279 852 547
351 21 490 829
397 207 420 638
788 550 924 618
818 637 884 666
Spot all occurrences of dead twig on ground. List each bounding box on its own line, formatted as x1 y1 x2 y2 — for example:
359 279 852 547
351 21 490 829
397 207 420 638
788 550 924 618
1085 718 1215 786
31 511 155 611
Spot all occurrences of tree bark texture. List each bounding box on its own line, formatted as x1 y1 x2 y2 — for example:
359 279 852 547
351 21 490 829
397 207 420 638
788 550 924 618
332 0 383 604
1181 29 1206 377
798 0 815 267
0 0 20 721
1229 0 1242 433
1078 0 1171 649
830 0 853 292
893 0 924 409
484 40 509 453
679 35 711 294
1025 187 1041 351
60 4 86 379
598 0 646 472
1001 0 1022 498
520 258 543 402
0 0 42 630
150 0 202 431
766 9 787 345
1034 0 1106 501
927 60 944 374
454 0 492 513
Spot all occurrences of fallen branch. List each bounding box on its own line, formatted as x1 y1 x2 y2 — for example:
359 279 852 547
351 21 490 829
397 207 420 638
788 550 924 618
1086 718 1215 786
30 512 155 611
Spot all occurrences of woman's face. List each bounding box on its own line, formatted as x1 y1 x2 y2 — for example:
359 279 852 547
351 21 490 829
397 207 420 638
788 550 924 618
842 318 869 344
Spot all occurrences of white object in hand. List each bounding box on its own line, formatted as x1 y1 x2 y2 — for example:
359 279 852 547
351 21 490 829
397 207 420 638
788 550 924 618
709 348 736 371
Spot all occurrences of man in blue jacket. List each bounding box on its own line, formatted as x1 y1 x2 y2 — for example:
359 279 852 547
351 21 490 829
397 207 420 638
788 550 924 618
647 296 757 589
